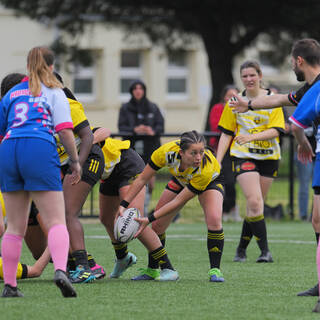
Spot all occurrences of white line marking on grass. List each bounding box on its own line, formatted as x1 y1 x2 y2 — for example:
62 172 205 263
85 234 315 245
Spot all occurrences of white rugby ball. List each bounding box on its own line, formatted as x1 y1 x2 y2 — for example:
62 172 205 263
114 208 140 243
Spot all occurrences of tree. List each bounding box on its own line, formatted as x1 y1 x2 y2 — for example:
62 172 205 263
2 0 320 129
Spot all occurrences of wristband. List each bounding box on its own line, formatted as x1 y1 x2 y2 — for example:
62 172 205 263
120 200 129 208
247 100 254 111
148 212 156 223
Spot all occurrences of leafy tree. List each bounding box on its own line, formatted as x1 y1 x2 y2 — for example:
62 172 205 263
2 0 320 129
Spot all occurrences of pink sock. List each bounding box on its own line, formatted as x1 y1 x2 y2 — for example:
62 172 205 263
1 233 23 287
48 224 70 272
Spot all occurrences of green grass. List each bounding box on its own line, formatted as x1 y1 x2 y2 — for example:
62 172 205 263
2 221 319 319
81 169 314 222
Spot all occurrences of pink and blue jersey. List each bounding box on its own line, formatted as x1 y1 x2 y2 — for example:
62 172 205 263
289 80 320 153
0 78 73 192
0 77 73 144
289 79 320 189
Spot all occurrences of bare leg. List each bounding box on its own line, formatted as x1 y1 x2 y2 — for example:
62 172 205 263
63 177 92 252
1 191 30 288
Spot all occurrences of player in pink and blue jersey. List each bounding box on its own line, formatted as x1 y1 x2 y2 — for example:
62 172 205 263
0 47 81 298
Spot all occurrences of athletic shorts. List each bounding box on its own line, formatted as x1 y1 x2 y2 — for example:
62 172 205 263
99 148 145 196
312 153 320 194
165 174 225 197
231 157 279 178
61 144 104 187
0 138 62 192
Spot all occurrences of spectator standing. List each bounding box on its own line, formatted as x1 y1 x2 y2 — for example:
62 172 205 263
118 80 164 214
209 84 240 221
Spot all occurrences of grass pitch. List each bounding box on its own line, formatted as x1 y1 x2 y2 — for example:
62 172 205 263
1 220 319 320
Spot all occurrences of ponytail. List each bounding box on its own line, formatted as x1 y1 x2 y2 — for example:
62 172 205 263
27 47 63 96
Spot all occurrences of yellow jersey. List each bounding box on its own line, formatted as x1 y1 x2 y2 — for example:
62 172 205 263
218 99 285 160
150 140 220 193
100 138 131 180
55 98 89 165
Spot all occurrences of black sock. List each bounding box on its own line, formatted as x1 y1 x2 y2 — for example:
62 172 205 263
207 229 224 269
112 242 128 260
249 215 269 253
148 233 166 269
72 250 89 268
87 253 96 268
150 246 173 270
67 254 76 271
316 233 319 244
159 233 166 247
238 218 253 250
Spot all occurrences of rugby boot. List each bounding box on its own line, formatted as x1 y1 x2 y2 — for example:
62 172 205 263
1 284 23 298
54 269 77 298
131 268 160 281
110 252 137 278
256 251 273 263
233 247 247 262
297 284 319 296
208 268 225 282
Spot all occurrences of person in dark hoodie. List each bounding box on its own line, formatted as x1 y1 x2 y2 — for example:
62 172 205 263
118 80 164 214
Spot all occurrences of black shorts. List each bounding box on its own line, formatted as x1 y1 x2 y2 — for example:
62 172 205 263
165 174 225 197
28 201 39 226
99 148 145 196
61 144 105 187
231 157 279 178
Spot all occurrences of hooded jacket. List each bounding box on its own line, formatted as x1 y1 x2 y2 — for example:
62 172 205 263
118 80 164 163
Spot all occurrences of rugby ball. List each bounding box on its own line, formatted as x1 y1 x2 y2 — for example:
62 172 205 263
114 208 140 243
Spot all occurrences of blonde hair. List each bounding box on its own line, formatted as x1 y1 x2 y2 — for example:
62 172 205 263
27 47 63 96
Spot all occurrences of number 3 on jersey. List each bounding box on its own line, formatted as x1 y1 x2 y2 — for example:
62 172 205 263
12 102 29 127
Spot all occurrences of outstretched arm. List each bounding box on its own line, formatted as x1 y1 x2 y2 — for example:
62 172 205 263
229 93 293 112
26 247 51 278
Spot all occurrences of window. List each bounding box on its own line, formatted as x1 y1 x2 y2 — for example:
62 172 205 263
72 65 96 102
120 51 143 98
167 51 189 99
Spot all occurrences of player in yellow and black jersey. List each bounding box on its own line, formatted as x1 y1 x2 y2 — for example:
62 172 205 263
51 74 105 283
92 128 178 281
217 60 285 264
119 130 226 282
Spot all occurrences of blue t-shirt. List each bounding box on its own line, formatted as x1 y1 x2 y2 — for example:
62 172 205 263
289 80 320 153
0 78 73 144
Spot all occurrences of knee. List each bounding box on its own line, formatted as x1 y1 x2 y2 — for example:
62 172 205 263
247 196 263 214
207 222 222 230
